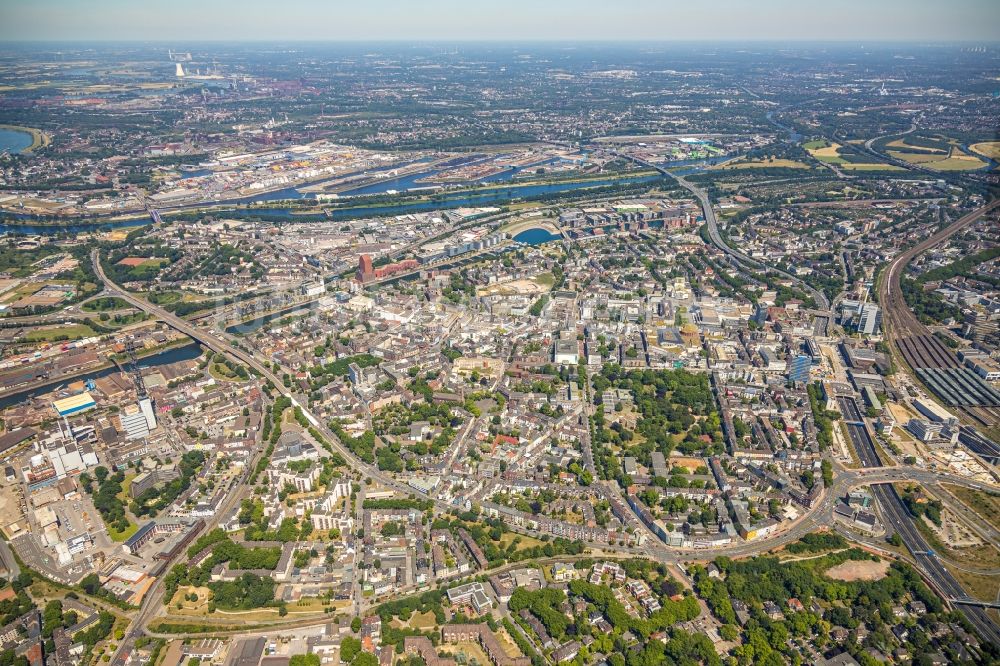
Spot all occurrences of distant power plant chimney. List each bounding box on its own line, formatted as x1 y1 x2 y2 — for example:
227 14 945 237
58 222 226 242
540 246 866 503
175 62 186 78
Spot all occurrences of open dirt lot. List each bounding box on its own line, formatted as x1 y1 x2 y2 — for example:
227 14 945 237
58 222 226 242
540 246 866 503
824 559 890 582
477 278 550 297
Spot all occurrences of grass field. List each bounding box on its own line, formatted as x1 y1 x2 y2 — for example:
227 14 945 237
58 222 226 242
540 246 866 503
888 146 988 171
498 532 545 551
82 297 130 312
145 290 183 305
922 155 989 171
888 150 947 164
507 202 543 211
840 163 905 171
169 586 333 620
944 484 1000 532
1 281 44 303
949 567 1000 603
805 141 847 164
25 324 97 342
209 361 246 382
969 141 1000 159
109 520 139 542
717 158 811 170
117 472 137 505
99 312 149 329
390 610 437 631
886 138 947 153
803 141 899 171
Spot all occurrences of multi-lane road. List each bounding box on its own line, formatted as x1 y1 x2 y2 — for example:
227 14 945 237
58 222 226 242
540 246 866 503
610 151 831 311
838 398 1000 646
90 248 1000 648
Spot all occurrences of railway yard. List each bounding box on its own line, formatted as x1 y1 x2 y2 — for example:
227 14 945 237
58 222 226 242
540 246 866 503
0 37 999 666
879 200 1000 433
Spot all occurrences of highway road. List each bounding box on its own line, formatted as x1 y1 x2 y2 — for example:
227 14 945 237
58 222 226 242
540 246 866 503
837 395 864 424
609 150 831 311
91 249 665 637
839 401 1000 646
872 482 1000 646
90 248 1000 649
677 172 831 311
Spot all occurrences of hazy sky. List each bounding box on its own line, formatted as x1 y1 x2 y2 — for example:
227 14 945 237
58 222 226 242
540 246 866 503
2 0 999 42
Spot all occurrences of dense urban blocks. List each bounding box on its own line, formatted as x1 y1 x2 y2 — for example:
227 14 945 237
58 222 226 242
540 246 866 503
0 37 997 666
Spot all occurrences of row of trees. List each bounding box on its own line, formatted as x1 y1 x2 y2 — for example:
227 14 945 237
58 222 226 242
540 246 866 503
807 383 838 450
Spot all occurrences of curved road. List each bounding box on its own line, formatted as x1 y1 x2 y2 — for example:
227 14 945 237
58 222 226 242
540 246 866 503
610 151 831 311
91 248 1000 647
677 172 830 310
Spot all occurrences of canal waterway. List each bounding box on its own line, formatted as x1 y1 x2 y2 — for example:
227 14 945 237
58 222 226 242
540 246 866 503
0 342 204 410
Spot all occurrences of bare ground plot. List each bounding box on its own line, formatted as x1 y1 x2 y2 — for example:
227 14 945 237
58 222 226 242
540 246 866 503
477 278 550 297
172 585 212 612
916 514 1000 570
926 507 984 548
440 641 492 665
0 484 24 536
494 627 524 658
824 559 891 582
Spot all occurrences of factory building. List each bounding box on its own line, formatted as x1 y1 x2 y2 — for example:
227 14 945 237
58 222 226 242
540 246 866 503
52 392 96 418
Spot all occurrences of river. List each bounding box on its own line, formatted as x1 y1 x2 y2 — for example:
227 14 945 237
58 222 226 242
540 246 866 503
766 112 802 143
225 302 315 335
1 152 732 235
0 173 664 234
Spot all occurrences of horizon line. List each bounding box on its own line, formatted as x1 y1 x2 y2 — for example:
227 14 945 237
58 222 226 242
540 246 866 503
1 38 999 45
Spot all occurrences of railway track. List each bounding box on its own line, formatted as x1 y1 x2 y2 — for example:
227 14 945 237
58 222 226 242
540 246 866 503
880 200 999 338
878 199 1000 424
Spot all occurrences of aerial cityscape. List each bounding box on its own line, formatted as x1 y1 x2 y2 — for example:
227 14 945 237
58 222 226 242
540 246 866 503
0 3 998 666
